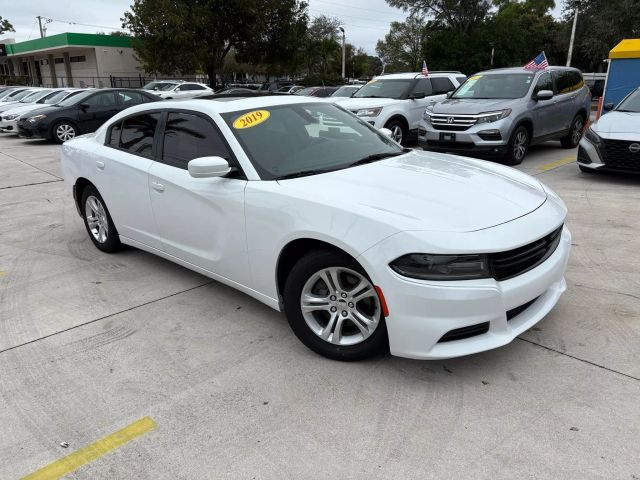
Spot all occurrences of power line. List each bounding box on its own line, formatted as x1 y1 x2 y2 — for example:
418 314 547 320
45 17 127 32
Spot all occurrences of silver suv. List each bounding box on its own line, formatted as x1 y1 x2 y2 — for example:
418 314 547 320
419 67 591 164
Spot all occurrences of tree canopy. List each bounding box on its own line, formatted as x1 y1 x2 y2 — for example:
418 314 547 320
0 16 15 35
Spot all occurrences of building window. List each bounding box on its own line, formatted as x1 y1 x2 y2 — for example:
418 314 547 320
40 59 49 65
54 58 64 64
69 55 86 63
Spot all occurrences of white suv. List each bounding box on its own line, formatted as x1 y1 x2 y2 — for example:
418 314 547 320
148 81 213 100
334 72 466 144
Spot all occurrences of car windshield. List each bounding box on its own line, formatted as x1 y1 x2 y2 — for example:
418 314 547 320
222 102 404 180
331 86 358 97
453 73 534 99
352 79 412 99
57 90 93 107
276 86 291 92
20 90 52 103
43 90 74 104
616 89 640 113
295 87 318 96
6 90 36 101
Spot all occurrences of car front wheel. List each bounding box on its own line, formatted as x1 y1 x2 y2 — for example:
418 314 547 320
384 119 406 144
52 121 78 144
504 126 529 165
81 185 121 253
283 250 388 361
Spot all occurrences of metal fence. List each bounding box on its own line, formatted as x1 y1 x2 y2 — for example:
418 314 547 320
1 74 211 89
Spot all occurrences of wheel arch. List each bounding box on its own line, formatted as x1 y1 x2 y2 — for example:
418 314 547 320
50 117 80 139
384 114 409 132
513 117 534 140
73 177 96 215
275 238 363 306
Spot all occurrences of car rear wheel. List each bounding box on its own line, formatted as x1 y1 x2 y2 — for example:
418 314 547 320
504 126 529 165
384 119 406 144
52 121 78 144
283 250 388 361
81 185 121 253
561 115 585 148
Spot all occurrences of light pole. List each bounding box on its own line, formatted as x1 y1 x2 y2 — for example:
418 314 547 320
490 42 495 68
339 27 346 80
567 6 579 66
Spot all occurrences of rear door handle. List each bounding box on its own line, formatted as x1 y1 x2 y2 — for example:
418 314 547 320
151 181 165 192
96 160 105 170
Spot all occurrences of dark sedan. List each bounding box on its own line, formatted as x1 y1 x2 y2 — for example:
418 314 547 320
294 86 339 97
18 88 159 143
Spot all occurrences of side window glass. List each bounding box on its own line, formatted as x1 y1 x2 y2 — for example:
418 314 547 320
191 84 206 90
118 91 145 105
431 77 455 95
534 73 553 94
411 78 432 96
569 71 584 92
162 112 231 169
85 92 117 107
107 121 122 147
119 113 160 158
554 71 571 94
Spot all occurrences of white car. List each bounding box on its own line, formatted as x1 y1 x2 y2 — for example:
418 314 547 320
0 89 83 133
578 86 640 173
334 72 466 144
61 96 570 361
0 87 43 107
148 81 213 99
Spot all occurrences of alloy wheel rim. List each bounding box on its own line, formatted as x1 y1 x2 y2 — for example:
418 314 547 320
514 131 527 160
572 118 583 144
390 125 403 142
85 195 109 243
57 124 76 142
300 266 381 346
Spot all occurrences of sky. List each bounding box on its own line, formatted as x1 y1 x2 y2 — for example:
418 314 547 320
2 0 565 55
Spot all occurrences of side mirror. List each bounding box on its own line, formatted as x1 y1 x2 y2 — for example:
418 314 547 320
80 102 90 110
188 156 231 178
446 91 453 99
379 127 393 138
603 102 614 112
535 90 554 101
410 92 426 100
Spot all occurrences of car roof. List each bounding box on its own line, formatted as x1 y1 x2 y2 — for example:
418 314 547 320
477 66 582 75
374 72 462 80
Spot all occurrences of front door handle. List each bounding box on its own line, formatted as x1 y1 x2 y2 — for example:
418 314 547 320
96 160 105 170
151 181 165 192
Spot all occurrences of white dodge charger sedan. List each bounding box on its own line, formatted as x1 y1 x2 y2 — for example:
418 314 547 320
60 96 571 361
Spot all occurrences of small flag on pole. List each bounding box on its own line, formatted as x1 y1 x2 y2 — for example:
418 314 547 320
421 60 429 77
523 52 549 70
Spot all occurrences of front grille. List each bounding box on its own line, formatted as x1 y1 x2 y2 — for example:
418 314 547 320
489 225 563 281
430 114 478 131
602 139 640 171
506 297 539 321
438 322 490 343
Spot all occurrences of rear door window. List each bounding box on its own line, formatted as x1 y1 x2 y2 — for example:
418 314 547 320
119 112 161 158
85 91 117 107
118 91 147 106
553 71 571 94
410 78 432 97
161 112 232 169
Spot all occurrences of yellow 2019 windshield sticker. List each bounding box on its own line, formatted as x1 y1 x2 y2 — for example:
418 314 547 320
233 110 270 129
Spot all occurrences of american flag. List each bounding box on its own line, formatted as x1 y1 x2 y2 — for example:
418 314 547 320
524 51 549 70
421 60 429 76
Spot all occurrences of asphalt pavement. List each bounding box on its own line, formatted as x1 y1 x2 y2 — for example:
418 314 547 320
0 135 639 479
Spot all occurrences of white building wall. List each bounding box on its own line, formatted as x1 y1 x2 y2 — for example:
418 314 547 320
94 47 143 77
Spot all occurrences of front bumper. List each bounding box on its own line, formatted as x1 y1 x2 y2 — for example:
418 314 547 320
359 200 570 360
418 118 511 157
578 136 640 173
17 120 48 139
0 118 19 132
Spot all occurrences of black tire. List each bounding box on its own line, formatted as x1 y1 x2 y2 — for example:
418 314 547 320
283 249 388 361
51 120 78 144
80 185 122 253
561 114 585 148
579 165 596 173
504 125 529 165
384 119 407 145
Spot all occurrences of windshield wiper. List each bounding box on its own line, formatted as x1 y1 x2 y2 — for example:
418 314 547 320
347 151 405 168
276 168 337 180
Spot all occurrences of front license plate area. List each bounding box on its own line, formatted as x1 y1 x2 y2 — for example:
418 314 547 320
440 132 456 142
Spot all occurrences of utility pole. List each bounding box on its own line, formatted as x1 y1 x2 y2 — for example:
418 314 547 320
36 16 44 38
339 27 346 79
490 42 495 68
567 7 579 67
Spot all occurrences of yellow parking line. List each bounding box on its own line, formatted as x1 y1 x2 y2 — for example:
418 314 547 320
0 271 7 276
537 156 576 172
21 417 157 480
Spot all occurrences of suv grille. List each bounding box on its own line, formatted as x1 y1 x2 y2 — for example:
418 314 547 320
602 139 640 171
429 114 478 131
489 226 563 281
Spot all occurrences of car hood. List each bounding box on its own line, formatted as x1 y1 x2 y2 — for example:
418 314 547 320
333 97 401 110
432 98 516 115
20 105 61 118
593 111 640 135
277 150 547 233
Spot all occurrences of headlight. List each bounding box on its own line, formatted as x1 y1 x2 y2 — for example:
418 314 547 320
584 126 602 144
354 107 382 117
390 253 490 281
422 105 434 121
4 114 20 120
476 109 511 124
28 114 47 123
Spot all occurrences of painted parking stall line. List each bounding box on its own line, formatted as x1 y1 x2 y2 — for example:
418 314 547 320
21 417 157 480
536 155 576 172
